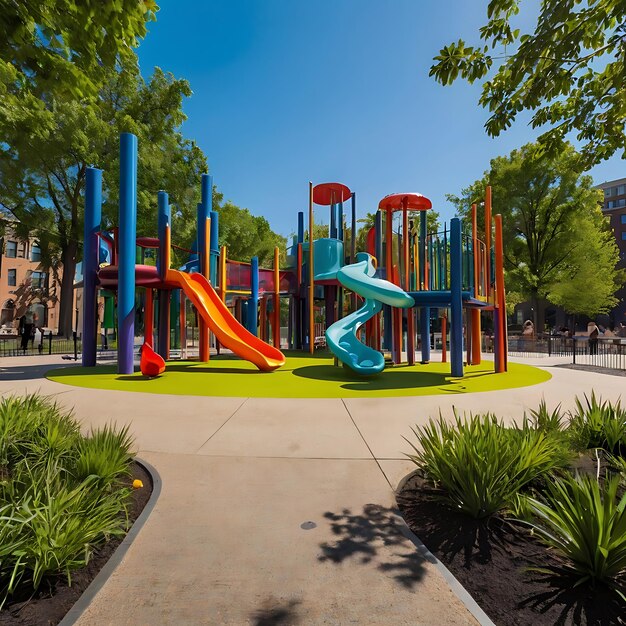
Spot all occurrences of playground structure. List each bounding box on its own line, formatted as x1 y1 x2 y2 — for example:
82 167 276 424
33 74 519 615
81 133 285 375
80 133 507 380
285 183 508 377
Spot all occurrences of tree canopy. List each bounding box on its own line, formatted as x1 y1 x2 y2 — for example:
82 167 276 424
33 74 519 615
447 143 624 325
217 196 286 267
0 58 209 336
430 0 626 166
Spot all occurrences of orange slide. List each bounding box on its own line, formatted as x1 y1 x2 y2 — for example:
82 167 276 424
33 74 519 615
166 269 285 372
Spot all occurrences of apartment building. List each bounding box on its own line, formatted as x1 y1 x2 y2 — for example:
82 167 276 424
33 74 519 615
595 177 626 326
0 227 62 333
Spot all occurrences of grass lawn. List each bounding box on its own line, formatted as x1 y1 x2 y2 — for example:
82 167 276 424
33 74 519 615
47 351 551 398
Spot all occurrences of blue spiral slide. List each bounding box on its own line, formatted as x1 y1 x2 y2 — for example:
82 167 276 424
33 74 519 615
325 253 414 375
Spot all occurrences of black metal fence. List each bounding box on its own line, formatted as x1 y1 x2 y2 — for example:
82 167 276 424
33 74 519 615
0 332 80 359
506 334 626 371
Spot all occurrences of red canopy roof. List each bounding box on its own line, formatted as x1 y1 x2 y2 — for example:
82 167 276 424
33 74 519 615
312 182 352 206
378 192 432 212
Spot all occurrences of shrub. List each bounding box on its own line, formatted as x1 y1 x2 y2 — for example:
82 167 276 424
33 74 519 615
528 398 564 433
0 395 134 606
74 424 134 486
406 411 569 519
527 473 626 590
569 393 626 455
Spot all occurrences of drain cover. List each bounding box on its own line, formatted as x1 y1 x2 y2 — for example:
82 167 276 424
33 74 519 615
300 521 317 530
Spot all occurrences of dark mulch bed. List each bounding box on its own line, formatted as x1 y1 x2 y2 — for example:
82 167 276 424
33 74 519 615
0 462 152 626
397 473 625 626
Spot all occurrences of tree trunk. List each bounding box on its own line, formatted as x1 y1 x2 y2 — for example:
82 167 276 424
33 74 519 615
58 242 78 337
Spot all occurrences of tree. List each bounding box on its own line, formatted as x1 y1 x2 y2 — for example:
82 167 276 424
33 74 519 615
217 197 286 267
0 62 207 336
447 143 624 328
0 0 156 99
430 0 626 166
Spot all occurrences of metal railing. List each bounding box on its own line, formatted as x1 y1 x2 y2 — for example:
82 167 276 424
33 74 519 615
0 332 80 359
505 333 626 371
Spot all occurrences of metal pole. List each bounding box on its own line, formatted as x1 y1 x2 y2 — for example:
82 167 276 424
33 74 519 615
308 182 314 354
249 256 259 335
82 167 102 367
450 218 464 377
420 210 430 364
118 133 137 375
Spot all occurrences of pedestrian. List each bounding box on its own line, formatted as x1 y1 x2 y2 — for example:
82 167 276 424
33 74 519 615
20 311 34 353
587 321 599 356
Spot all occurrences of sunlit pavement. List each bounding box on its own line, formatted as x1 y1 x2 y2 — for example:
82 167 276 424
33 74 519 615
1 354 621 625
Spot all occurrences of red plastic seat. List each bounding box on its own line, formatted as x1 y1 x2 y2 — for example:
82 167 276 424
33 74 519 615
140 343 166 377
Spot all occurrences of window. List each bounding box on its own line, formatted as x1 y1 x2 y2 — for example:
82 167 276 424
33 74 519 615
31 244 41 262
621 215 626 224
31 271 46 289
622 232 626 241
619 199 626 208
5 241 16 258
606 187 614 197
618 184 626 196
16 241 25 258
7 269 16 286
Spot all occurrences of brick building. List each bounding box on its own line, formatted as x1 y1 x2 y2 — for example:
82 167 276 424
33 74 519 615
0 226 62 334
595 177 626 327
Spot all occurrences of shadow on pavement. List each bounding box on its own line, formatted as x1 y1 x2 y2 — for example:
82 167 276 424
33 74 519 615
249 598 302 625
318 503 434 589
0 361 72 382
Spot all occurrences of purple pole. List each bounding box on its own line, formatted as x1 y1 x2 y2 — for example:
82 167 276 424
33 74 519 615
82 168 102 367
118 133 137 374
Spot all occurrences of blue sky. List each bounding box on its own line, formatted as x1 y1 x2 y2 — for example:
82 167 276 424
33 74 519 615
137 0 623 239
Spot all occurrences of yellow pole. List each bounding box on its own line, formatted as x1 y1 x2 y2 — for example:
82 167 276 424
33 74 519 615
309 182 314 354
220 245 227 303
203 217 211 280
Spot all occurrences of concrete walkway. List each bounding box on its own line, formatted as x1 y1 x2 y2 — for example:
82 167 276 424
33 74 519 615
0 356 623 625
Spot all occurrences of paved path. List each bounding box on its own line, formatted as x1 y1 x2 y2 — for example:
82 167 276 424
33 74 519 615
0 356 622 625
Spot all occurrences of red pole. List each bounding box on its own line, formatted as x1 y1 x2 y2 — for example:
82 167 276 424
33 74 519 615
403 199 415 365
441 314 447 363
385 210 396 360
180 289 186 359
471 204 481 365
274 246 280 349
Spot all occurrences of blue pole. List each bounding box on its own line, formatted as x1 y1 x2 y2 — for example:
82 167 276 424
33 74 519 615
248 256 259 335
420 210 431 363
118 133 137 375
157 191 169 281
82 167 102 367
330 203 336 239
297 212 304 244
450 218 464 377
201 173 212 210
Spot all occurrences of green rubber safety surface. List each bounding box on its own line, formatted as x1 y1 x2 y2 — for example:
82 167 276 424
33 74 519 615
47 352 551 398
